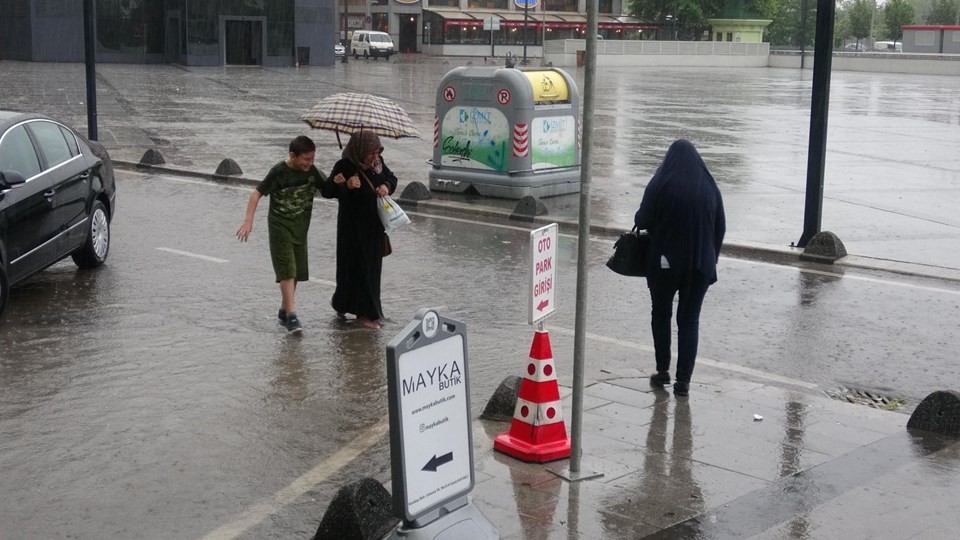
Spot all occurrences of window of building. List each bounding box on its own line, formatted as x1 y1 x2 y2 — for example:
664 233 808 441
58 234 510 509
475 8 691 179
468 0 509 8
915 30 935 46
726 32 733 41
427 0 460 6
267 21 294 56
953 31 960 43
544 0 577 12
372 13 389 32
598 0 613 14
716 32 721 41
97 0 165 54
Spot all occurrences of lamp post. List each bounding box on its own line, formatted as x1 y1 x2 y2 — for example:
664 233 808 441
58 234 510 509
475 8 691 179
523 0 530 63
341 0 349 63
83 0 97 140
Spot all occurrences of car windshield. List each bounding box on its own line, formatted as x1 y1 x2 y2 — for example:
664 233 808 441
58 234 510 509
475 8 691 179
369 35 390 43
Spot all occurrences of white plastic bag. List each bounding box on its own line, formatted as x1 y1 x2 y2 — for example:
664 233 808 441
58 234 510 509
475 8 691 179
376 195 410 231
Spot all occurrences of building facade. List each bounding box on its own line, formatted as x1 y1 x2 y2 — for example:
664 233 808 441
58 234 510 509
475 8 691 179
0 0 336 66
901 25 960 54
0 0 656 64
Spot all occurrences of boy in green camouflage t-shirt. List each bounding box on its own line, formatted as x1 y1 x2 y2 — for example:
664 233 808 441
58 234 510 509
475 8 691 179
237 135 339 334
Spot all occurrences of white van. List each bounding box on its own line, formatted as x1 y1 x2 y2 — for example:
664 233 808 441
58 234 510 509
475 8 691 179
873 41 902 52
350 30 394 60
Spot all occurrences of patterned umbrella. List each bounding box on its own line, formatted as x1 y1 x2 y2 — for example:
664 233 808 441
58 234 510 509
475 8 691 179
300 92 421 140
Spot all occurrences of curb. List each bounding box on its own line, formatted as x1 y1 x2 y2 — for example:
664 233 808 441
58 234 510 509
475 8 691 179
117 160 960 284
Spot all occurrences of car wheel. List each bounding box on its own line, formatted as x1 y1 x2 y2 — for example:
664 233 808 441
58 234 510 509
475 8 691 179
72 200 110 269
0 265 8 321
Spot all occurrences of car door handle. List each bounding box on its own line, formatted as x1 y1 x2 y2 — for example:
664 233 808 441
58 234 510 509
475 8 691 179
43 189 56 198
78 171 90 179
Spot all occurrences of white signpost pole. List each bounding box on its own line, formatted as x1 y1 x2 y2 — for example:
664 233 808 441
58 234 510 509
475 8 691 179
529 223 558 327
386 309 498 540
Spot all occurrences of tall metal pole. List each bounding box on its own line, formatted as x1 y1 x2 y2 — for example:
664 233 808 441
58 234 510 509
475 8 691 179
83 0 98 140
523 0 530 63
798 0 836 247
341 0 349 63
541 5 546 64
799 0 808 69
570 0 598 475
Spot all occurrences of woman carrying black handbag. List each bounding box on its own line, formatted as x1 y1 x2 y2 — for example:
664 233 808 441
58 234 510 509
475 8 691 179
634 140 726 396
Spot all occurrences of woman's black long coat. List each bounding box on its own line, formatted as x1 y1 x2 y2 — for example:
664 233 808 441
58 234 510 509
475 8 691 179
321 157 398 320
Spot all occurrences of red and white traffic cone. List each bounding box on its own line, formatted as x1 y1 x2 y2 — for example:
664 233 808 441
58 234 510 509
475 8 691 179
494 330 571 463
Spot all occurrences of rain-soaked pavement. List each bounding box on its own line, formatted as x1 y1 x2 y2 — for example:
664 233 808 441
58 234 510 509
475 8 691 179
2 59 960 538
2 169 959 538
1 59 959 269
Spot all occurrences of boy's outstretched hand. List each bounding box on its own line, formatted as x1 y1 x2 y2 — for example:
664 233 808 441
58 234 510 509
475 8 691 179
236 222 252 242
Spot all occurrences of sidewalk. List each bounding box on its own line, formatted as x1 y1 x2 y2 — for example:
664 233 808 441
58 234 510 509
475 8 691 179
465 365 956 539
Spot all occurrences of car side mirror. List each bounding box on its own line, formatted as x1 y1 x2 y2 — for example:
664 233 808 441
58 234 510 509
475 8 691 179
0 170 27 190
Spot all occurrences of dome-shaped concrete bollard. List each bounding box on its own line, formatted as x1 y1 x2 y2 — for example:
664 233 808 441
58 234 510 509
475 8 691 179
481 375 522 421
138 149 165 166
313 477 398 540
800 231 847 263
398 181 432 204
510 196 547 223
215 158 243 177
907 390 960 437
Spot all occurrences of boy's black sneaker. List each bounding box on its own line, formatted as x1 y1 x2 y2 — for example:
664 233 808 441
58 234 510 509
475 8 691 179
278 309 286 323
649 372 671 387
283 313 303 334
673 382 690 396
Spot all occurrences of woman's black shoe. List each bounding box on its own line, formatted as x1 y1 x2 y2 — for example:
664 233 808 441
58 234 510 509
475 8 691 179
649 372 671 387
673 382 690 396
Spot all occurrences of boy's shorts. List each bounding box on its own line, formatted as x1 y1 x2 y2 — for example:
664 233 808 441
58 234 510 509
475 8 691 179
269 235 309 283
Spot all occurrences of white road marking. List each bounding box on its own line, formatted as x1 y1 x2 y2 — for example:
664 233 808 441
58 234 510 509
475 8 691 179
550 325 819 390
156 247 228 263
131 172 960 297
199 417 390 540
726 257 960 296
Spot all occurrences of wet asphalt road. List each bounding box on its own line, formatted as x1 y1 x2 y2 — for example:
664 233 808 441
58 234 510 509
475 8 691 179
2 60 959 268
1 170 959 538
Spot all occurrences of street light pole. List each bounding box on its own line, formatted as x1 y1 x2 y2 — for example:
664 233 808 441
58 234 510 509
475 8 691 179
341 0 349 63
799 0 808 68
83 0 98 140
523 0 529 63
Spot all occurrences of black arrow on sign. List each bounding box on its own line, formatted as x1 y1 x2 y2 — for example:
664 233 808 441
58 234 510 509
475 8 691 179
421 452 454 472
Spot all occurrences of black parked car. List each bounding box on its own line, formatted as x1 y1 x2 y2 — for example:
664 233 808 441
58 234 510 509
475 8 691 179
0 111 117 319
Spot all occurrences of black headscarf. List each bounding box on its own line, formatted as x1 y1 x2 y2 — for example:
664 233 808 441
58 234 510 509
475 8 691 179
634 139 726 283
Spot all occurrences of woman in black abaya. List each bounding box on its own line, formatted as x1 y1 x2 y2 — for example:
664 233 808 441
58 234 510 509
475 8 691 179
634 139 726 396
321 131 397 329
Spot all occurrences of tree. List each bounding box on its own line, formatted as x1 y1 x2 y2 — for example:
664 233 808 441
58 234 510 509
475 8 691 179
926 0 959 24
848 0 874 47
765 0 817 46
834 1 853 47
884 0 916 44
626 0 778 39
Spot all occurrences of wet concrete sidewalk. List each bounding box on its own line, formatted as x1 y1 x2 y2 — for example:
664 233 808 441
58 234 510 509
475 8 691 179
465 367 958 539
